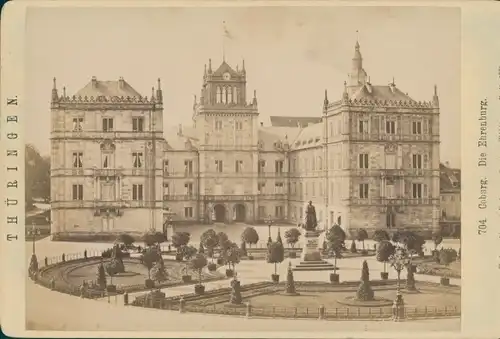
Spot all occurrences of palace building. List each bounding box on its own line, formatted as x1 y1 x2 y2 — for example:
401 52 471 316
49 41 441 239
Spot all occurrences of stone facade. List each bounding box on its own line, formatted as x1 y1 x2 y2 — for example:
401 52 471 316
50 41 441 238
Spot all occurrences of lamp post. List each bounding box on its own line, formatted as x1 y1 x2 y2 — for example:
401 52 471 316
28 222 41 254
265 214 273 246
389 246 411 321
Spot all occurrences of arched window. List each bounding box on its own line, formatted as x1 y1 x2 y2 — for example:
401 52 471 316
216 86 221 103
222 87 227 104
227 86 232 104
233 86 238 103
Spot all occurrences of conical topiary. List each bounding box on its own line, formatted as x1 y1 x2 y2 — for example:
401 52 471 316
406 265 416 291
229 277 242 304
198 242 205 254
356 260 374 301
285 262 298 295
240 241 247 256
276 228 283 245
96 262 107 290
29 253 39 278
350 240 357 253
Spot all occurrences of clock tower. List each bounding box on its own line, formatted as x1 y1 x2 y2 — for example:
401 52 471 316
193 58 260 224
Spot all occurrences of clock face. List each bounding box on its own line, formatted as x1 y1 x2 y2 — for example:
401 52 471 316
223 72 231 80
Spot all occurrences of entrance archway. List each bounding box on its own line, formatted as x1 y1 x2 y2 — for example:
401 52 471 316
234 204 246 222
214 204 226 222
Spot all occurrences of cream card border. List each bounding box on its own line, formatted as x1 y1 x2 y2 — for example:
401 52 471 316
1 0 499 337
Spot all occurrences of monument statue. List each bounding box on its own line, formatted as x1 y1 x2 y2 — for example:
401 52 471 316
304 201 318 231
293 201 334 272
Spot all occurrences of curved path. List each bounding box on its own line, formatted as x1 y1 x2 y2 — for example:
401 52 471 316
26 239 460 332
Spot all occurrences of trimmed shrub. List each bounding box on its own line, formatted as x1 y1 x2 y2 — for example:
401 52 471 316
284 228 301 249
229 278 242 304
356 260 374 301
350 240 357 253
285 262 296 294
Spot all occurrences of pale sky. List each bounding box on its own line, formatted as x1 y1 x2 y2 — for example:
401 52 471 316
25 6 461 167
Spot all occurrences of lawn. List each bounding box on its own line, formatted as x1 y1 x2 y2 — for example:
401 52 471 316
414 258 461 278
247 287 460 309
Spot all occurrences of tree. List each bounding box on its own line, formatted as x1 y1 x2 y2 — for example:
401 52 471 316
284 228 301 248
171 232 191 252
96 262 107 289
406 264 416 290
241 227 259 248
393 231 425 257
240 241 247 256
217 232 229 255
432 231 443 251
150 258 168 287
181 245 198 275
267 241 285 275
200 229 218 262
152 232 167 246
25 144 50 210
225 243 241 272
141 248 161 280
105 260 119 285
285 262 297 294
439 248 458 270
356 229 369 251
190 253 208 286
376 240 395 274
372 229 390 243
356 260 374 301
142 232 157 248
218 238 232 261
117 233 135 248
325 224 346 274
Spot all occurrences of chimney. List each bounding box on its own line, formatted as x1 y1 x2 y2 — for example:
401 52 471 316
118 76 124 89
91 76 97 88
178 124 183 136
445 161 450 168
260 122 264 127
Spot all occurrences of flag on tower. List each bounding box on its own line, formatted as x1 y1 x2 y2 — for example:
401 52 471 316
223 21 233 39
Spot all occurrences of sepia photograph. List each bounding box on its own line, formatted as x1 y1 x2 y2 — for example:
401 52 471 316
18 3 464 335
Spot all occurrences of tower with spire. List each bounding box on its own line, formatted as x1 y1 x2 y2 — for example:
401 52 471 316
319 37 441 235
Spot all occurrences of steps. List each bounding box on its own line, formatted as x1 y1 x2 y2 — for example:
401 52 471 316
292 260 335 272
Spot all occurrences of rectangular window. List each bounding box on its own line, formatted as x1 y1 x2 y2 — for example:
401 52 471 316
386 184 395 198
359 183 369 199
163 183 170 196
385 154 396 169
258 183 265 194
185 160 193 175
312 182 316 196
215 160 223 173
274 183 284 194
102 118 114 132
132 117 144 132
215 120 223 131
235 160 243 173
275 160 284 175
184 207 193 218
132 152 143 168
258 160 266 174
412 183 423 199
72 152 83 168
163 160 169 175
358 154 369 169
185 183 193 196
412 121 422 135
386 212 396 228
235 121 243 130
258 206 266 219
275 206 284 218
72 184 83 200
412 154 423 169
359 119 368 133
385 120 396 134
72 117 83 131
132 184 144 201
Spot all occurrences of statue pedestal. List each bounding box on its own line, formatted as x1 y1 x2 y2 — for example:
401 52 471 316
293 230 334 272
